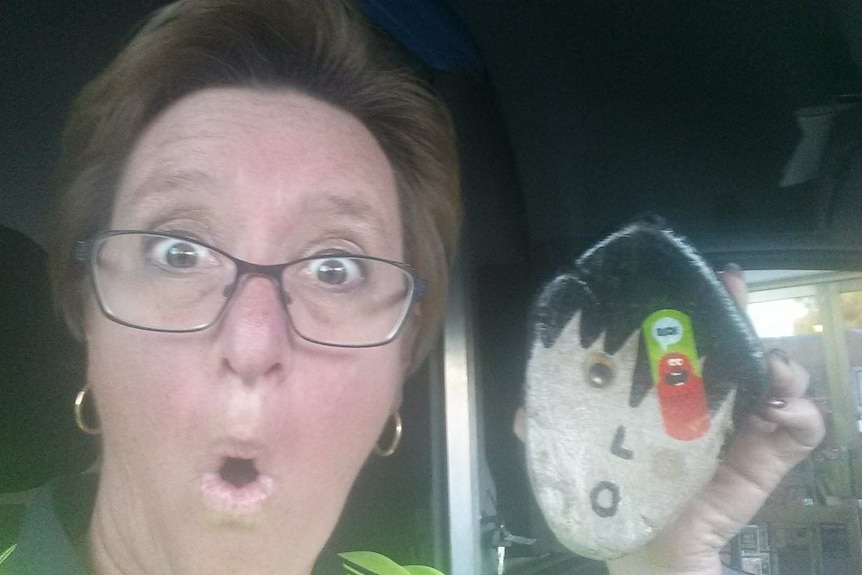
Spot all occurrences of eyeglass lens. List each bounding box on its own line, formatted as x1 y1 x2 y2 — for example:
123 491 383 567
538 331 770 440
91 233 414 345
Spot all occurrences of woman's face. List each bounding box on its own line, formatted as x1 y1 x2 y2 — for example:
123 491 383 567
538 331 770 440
84 88 412 574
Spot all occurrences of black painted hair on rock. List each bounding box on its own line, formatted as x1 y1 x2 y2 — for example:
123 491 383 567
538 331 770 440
529 219 769 422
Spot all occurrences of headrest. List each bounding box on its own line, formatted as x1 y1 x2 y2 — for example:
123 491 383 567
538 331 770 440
0 226 98 493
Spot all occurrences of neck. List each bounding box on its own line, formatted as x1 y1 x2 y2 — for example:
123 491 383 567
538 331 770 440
87 479 317 575
87 485 170 575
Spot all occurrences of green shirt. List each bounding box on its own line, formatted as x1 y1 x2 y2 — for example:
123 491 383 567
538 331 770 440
0 474 443 575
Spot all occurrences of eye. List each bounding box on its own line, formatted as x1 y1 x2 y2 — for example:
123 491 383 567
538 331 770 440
586 351 617 388
146 236 213 270
306 256 364 287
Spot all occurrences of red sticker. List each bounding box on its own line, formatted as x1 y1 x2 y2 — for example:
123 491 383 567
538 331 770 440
656 353 710 440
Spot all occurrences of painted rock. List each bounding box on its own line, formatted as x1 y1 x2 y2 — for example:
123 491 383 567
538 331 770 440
524 219 769 560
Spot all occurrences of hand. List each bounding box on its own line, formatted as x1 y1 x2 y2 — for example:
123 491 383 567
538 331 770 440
606 265 826 575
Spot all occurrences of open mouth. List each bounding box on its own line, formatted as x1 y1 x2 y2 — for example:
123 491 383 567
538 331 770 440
199 448 275 515
665 370 689 386
220 457 259 488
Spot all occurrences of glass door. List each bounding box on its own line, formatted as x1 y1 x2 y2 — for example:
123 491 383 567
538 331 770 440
723 272 862 575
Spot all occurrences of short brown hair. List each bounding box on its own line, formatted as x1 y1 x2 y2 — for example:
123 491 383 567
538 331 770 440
49 0 461 367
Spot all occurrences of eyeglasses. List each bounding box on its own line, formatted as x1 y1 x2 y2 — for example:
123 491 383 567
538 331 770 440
75 231 425 348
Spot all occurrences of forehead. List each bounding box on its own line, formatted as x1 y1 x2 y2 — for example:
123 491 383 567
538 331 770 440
112 87 401 254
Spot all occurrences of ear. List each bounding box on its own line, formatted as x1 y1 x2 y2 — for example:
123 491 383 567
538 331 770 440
513 406 527 443
399 306 421 375
391 385 405 414
80 291 98 344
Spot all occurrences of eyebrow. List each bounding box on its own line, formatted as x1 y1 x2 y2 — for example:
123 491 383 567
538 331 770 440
130 168 391 235
307 193 389 233
129 168 218 205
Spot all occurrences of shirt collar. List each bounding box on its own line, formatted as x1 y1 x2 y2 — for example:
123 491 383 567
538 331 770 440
6 473 97 574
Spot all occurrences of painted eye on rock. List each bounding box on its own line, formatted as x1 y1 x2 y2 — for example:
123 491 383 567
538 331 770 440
586 352 616 388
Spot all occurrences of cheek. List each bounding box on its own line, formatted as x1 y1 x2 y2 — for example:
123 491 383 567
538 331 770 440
276 346 405 458
86 322 206 458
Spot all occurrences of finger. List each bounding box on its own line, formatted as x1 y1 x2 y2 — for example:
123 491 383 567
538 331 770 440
721 263 747 309
765 348 809 399
758 396 826 451
743 411 779 434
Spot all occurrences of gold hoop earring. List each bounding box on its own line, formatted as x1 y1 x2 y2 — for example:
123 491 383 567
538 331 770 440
74 383 101 435
374 411 402 457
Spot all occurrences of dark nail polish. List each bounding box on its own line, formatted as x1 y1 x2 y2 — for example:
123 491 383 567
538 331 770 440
770 348 791 365
767 398 787 409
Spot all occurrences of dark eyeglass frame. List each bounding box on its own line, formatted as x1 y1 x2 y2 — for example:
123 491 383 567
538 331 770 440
75 230 427 348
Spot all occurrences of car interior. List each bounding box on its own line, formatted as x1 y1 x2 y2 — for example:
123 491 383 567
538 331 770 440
3 1 862 574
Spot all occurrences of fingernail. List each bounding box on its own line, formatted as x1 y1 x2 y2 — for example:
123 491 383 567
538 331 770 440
767 398 787 409
723 263 743 278
770 348 791 365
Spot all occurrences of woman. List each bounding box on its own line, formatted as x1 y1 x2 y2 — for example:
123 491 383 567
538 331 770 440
1 0 823 573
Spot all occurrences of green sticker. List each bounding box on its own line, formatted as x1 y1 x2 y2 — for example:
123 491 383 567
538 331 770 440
642 309 700 383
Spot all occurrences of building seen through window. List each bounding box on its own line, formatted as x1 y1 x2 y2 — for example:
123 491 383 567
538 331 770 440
722 271 862 574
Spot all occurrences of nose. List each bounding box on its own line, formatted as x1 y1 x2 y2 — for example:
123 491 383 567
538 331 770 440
217 274 291 385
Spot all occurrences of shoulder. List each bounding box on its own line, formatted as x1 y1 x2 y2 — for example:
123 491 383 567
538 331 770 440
0 473 96 574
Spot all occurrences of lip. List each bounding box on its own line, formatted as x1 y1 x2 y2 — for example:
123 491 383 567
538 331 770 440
217 434 269 456
198 438 276 515
199 471 275 515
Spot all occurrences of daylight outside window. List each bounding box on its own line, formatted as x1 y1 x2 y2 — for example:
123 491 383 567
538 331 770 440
720 270 862 574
